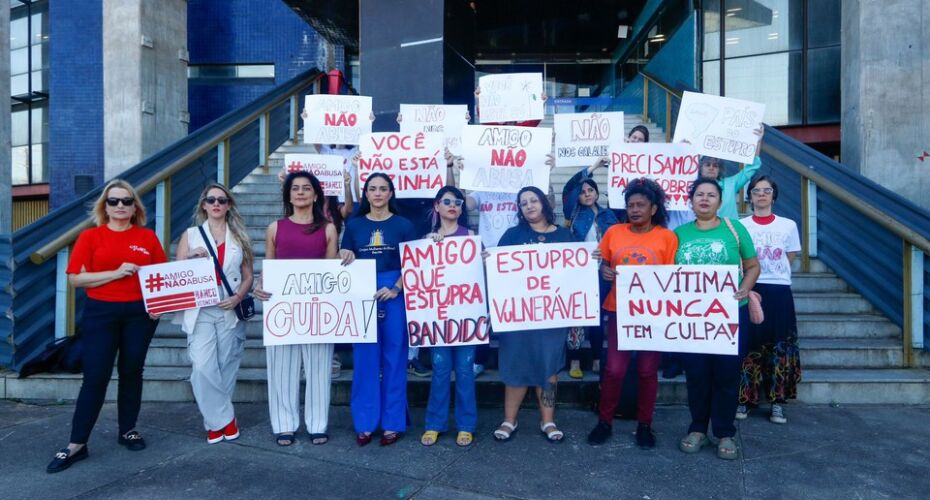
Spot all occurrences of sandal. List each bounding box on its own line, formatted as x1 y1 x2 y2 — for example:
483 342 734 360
356 432 373 447
540 422 564 443
717 437 738 460
456 431 473 447
493 421 517 441
678 432 709 454
275 433 296 447
309 433 328 445
420 430 440 446
380 431 401 447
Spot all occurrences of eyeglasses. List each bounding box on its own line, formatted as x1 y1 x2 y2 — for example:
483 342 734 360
440 198 464 207
105 197 135 207
750 188 774 195
204 196 229 205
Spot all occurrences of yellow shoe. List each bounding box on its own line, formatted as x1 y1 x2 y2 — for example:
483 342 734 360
569 367 584 379
456 431 473 447
420 430 439 446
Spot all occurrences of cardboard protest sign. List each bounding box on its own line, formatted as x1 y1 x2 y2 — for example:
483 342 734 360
138 259 220 314
458 125 552 193
399 104 468 156
303 95 373 145
261 259 378 346
400 236 490 348
478 73 544 123
358 132 444 198
553 112 624 167
615 265 739 355
607 142 701 210
283 154 345 199
486 242 600 332
672 91 765 164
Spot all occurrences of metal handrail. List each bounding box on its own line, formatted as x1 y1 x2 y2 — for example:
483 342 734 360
29 71 325 264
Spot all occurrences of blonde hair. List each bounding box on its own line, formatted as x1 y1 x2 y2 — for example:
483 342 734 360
92 180 147 226
192 183 254 265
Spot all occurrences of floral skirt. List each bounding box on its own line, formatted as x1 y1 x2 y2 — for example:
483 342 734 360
739 283 802 404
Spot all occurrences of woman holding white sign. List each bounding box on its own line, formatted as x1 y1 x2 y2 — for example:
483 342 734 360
341 172 418 447
492 186 576 444
174 183 254 444
674 178 760 460
692 127 764 221
253 172 348 447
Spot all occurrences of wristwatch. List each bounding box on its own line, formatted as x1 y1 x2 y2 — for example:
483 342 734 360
391 285 402 294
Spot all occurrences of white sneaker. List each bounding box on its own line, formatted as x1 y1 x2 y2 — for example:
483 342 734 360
769 404 787 424
735 405 749 420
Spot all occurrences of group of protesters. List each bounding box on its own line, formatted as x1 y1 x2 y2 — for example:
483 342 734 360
46 102 801 473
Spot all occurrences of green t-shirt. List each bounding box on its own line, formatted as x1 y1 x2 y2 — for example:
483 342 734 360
674 218 757 305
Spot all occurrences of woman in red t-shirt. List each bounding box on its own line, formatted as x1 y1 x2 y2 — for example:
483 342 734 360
47 180 167 474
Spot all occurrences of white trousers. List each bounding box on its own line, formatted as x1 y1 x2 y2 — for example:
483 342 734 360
266 343 334 434
188 306 245 431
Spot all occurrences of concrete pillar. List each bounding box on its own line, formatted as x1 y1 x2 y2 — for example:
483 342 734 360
103 0 188 179
841 0 930 210
1 0 10 233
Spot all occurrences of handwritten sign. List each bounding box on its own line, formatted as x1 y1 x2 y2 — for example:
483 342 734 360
608 143 701 211
283 154 345 199
672 91 765 164
261 259 378 346
553 112 624 167
459 125 552 193
486 242 600 332
400 104 468 156
138 259 219 314
615 265 739 355
401 236 490 347
358 132 444 198
478 73 544 123
303 95 373 145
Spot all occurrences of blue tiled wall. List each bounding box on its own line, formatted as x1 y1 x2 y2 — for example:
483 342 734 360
48 0 104 209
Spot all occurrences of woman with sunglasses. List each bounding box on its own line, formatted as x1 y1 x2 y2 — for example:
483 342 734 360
173 183 254 444
738 176 802 424
47 180 167 473
253 172 352 446
419 186 479 448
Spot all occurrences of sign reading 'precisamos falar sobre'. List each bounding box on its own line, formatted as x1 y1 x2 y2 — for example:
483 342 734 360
615 265 740 355
138 258 220 314
607 142 701 211
358 132 445 199
261 259 378 346
401 236 490 348
458 125 553 194
486 242 600 333
303 95 373 146
672 91 765 165
553 111 625 168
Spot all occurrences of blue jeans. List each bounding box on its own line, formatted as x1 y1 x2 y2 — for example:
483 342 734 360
425 346 477 433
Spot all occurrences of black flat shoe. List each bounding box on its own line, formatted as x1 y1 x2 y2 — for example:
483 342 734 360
47 446 88 473
636 423 656 449
118 430 146 451
587 421 612 445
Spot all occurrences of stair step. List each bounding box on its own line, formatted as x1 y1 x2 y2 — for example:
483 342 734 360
790 273 848 293
798 338 903 368
793 293 874 314
796 314 900 339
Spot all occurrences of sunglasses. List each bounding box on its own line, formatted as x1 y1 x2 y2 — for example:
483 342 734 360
750 188 774 195
440 198 464 207
105 197 135 207
204 196 229 205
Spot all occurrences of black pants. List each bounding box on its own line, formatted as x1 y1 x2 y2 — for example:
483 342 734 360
70 299 158 444
682 306 749 439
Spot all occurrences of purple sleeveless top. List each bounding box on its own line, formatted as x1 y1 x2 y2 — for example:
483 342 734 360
275 218 328 259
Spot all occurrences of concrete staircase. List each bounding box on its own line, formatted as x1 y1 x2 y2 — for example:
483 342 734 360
4 122 930 405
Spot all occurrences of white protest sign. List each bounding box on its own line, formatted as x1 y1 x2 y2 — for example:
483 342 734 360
615 265 739 355
303 94 373 145
486 242 600 332
283 154 345 199
553 112 624 167
138 258 220 314
607 142 701 210
261 259 378 346
459 125 552 193
401 236 490 348
478 73 544 123
400 104 468 156
358 132 444 199
672 91 765 164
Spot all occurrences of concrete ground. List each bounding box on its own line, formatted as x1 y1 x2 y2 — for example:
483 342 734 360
0 401 927 499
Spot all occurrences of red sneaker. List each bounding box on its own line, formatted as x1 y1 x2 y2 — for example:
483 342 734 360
222 418 240 441
207 429 224 444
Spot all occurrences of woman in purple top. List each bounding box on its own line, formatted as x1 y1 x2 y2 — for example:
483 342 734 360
253 172 354 447
419 186 480 448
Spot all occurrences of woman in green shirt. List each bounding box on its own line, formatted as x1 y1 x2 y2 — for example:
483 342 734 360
674 178 761 460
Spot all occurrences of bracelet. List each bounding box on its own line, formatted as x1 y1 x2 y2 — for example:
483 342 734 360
391 286 402 294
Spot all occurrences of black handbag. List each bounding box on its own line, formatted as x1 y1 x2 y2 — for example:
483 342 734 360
198 226 255 321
